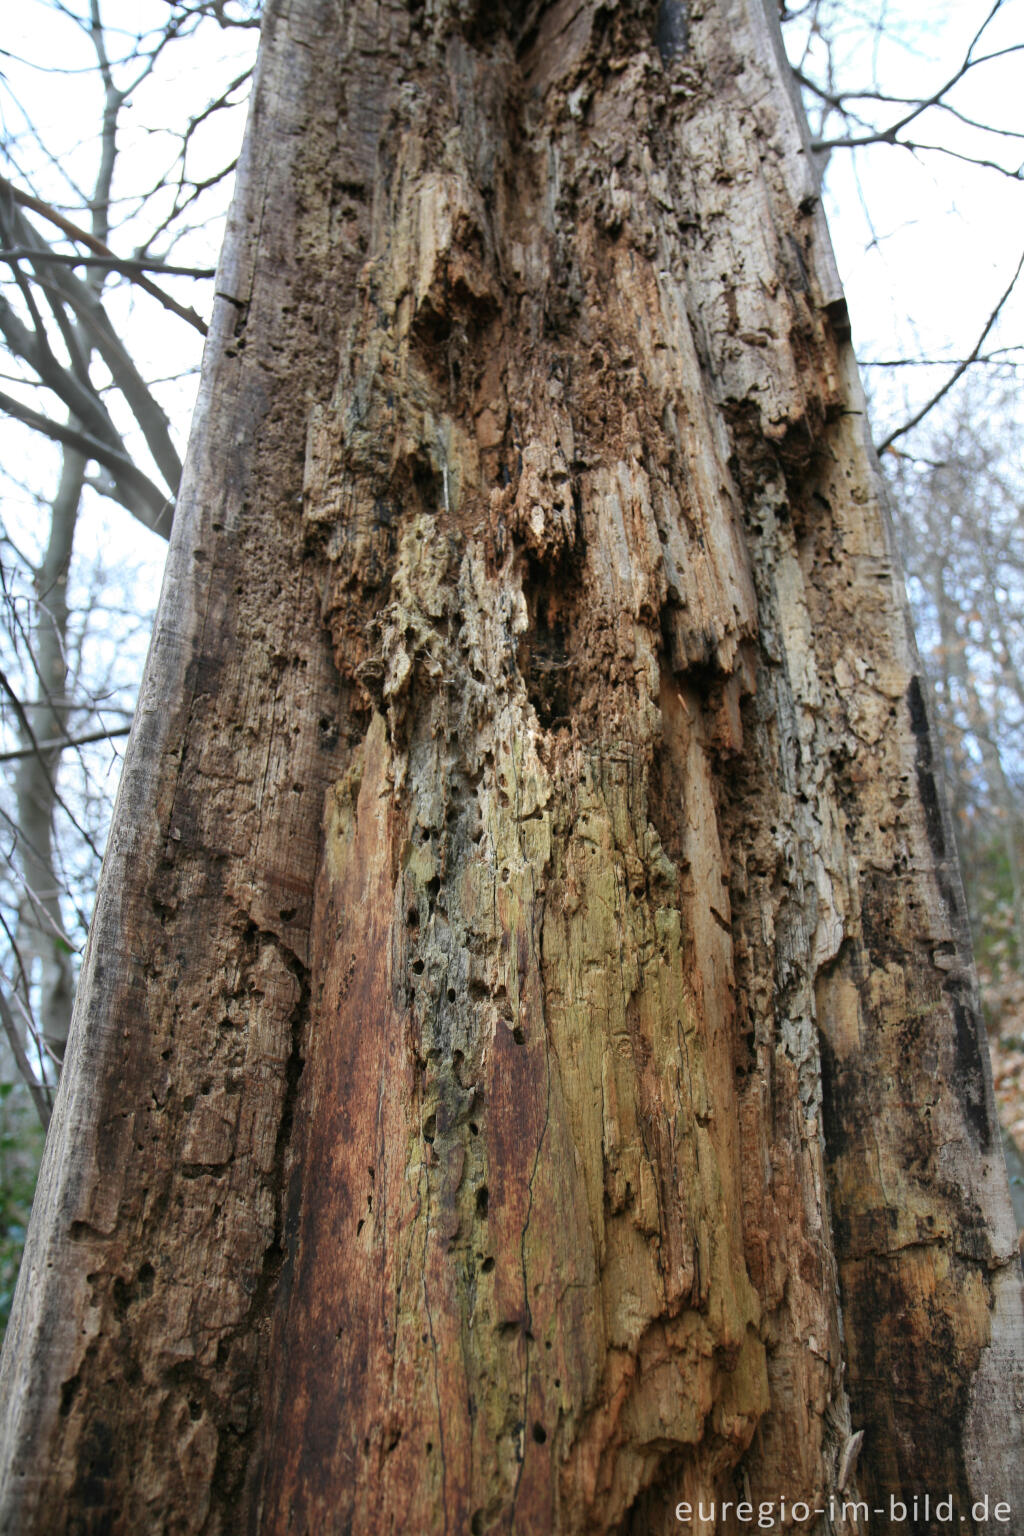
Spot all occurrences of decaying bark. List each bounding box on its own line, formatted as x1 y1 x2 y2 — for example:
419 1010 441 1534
1 1 1021 1532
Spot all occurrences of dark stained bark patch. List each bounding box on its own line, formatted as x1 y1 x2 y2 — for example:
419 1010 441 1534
907 673 948 870
656 0 689 63
949 987 992 1152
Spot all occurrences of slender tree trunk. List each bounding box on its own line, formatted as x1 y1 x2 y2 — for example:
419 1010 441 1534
1 2 1020 1533
931 549 1024 968
920 544 978 882
11 16 133 1075
13 447 82 1065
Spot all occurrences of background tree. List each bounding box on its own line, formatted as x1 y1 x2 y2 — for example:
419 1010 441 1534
882 388 1024 1216
0 0 1020 1531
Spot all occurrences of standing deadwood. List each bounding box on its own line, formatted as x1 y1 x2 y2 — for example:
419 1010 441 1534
0 1 264 1116
0 0 1021 1531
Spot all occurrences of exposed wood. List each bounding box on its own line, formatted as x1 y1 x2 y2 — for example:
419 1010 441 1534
0 1 1020 1532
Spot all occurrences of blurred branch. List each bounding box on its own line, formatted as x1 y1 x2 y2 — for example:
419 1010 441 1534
0 983 52 1130
0 725 131 763
0 250 216 277
157 0 262 24
0 664 104 863
0 175 208 334
862 347 1024 368
0 389 173 535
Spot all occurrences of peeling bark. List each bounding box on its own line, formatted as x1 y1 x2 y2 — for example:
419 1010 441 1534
0 1 1021 1533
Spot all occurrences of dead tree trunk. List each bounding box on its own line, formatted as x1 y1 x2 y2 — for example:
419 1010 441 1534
1 1 1021 1532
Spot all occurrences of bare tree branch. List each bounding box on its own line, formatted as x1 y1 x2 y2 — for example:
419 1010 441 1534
0 389 172 535
811 1 1023 157
0 250 216 277
877 246 1024 454
14 227 184 493
0 983 51 1129
0 725 130 763
0 175 208 333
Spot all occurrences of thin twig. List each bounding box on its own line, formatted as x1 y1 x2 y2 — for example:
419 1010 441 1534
0 983 52 1130
0 666 105 863
0 725 131 763
877 245 1024 454
0 175 208 334
0 389 173 536
0 249 216 277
